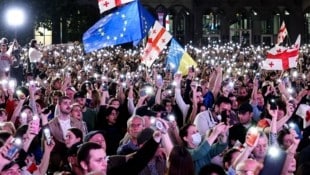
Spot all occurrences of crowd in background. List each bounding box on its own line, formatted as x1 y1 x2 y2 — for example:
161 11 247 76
0 37 309 175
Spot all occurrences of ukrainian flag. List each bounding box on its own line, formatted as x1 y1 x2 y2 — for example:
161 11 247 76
166 38 197 75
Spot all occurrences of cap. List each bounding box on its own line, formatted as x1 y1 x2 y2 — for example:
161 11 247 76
137 128 154 145
74 91 85 99
84 130 106 142
135 106 157 117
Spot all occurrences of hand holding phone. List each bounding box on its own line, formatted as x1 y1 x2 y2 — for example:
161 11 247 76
5 138 23 160
43 128 52 145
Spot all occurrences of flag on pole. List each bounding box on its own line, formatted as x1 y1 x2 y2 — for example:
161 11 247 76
166 38 197 75
277 21 288 45
262 35 300 70
98 0 134 14
141 21 172 67
83 1 155 53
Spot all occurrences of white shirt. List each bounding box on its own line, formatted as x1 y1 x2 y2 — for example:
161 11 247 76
194 110 217 137
28 47 42 63
58 118 71 139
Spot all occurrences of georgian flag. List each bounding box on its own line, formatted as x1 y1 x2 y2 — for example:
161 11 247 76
98 0 134 14
277 21 288 44
296 104 310 128
141 21 172 67
262 35 300 70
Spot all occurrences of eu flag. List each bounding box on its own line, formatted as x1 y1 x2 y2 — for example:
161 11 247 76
166 38 197 75
83 0 155 53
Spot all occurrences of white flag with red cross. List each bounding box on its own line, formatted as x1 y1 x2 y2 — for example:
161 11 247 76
98 0 134 14
141 20 172 67
296 104 310 128
262 35 300 70
277 21 288 45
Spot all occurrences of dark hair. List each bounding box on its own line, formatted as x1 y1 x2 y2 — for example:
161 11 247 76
296 162 310 175
199 163 226 175
29 39 37 48
104 106 118 117
223 148 241 169
21 105 33 113
77 142 102 165
68 128 83 140
277 128 291 147
215 96 232 106
167 145 195 175
179 123 194 146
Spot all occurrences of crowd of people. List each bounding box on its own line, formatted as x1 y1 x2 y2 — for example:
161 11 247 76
0 36 309 175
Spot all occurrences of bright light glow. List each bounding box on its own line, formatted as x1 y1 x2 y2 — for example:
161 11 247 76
5 7 26 27
268 146 280 158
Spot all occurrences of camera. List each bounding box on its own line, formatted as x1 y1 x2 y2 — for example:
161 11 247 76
269 98 277 110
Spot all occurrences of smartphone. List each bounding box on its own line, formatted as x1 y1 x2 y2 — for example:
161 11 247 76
245 127 259 147
269 98 277 110
259 146 286 175
6 138 22 160
43 128 52 145
31 115 40 135
220 111 228 125
288 123 303 139
156 75 163 87
102 83 108 91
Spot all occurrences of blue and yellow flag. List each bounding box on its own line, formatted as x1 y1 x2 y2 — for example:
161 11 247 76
166 38 197 75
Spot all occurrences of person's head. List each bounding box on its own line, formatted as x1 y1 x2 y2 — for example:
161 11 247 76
108 98 120 109
162 98 173 113
77 142 108 174
0 42 8 52
105 107 118 125
29 39 37 48
0 122 16 135
67 143 82 170
0 109 8 122
179 123 201 149
58 96 72 116
238 103 253 125
167 145 195 175
0 162 21 175
252 132 268 162
255 92 264 107
236 159 263 175
74 92 86 108
84 131 106 150
277 129 293 150
65 127 83 148
127 116 145 139
223 148 242 170
71 103 83 120
238 86 248 98
51 77 62 90
50 90 63 105
65 87 76 100
20 106 33 124
214 96 232 116
228 93 239 110
189 88 204 105
199 163 226 175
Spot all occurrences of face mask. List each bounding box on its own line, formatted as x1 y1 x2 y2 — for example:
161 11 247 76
191 133 202 146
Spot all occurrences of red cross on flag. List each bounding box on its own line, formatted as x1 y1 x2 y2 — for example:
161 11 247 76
98 0 134 14
277 21 288 45
262 35 300 70
141 20 172 67
296 104 310 128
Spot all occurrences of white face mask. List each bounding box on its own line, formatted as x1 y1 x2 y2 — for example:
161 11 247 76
191 133 202 146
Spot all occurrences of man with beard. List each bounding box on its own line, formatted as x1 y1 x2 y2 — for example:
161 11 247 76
48 96 85 173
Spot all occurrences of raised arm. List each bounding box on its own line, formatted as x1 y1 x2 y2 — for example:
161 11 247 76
210 66 222 100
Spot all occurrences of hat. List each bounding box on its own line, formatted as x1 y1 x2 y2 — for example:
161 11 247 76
84 130 106 142
135 106 157 117
238 103 253 114
74 91 85 99
137 128 154 145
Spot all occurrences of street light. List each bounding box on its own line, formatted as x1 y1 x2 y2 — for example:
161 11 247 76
5 6 26 38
